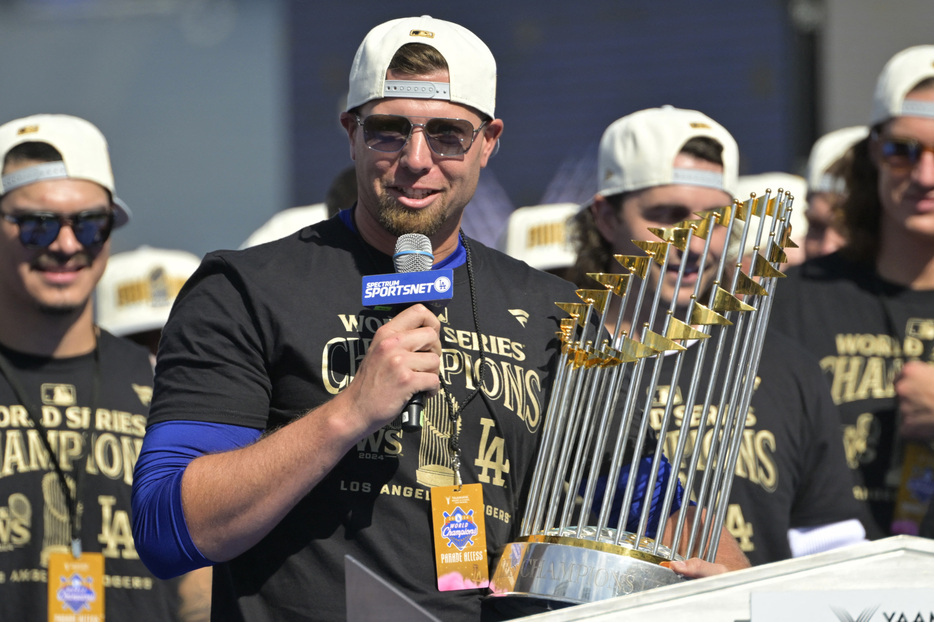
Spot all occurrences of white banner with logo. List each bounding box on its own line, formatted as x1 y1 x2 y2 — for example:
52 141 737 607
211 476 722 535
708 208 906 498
751 589 933 622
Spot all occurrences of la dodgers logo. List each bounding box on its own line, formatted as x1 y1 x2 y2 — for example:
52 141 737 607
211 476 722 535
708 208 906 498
440 506 479 551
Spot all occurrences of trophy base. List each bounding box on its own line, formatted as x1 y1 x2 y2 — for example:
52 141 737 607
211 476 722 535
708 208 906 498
486 534 685 616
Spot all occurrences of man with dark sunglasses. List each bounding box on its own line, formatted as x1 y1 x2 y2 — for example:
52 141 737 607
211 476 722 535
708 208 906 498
0 114 209 620
131 16 748 622
772 45 934 541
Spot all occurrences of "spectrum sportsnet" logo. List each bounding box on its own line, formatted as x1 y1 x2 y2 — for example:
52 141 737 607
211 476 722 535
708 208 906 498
362 269 454 306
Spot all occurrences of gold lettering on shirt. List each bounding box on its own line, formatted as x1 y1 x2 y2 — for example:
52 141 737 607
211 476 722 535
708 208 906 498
843 412 877 468
475 417 510 487
98 495 139 560
648 382 776 492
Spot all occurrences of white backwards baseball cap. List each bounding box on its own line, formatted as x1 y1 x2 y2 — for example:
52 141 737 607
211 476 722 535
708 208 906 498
805 126 868 194
0 114 130 227
735 172 807 206
346 15 497 118
734 172 808 260
504 203 579 272
596 106 739 200
96 246 201 337
239 203 329 249
870 45 934 125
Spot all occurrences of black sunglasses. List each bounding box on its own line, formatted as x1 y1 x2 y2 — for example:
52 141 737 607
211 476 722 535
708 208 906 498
878 136 934 170
1 209 115 249
355 114 488 157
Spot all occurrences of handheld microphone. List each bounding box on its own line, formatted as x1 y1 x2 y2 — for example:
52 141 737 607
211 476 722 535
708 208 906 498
393 233 434 432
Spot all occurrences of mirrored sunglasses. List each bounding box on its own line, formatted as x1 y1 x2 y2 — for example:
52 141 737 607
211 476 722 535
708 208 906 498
879 137 934 170
355 114 487 157
1 209 115 248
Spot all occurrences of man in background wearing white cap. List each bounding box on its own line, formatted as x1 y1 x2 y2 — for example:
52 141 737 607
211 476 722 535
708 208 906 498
96 246 203 361
734 171 809 267
802 125 868 259
0 114 203 620
772 45 934 540
501 202 579 276
238 165 357 249
131 16 748 622
566 106 867 565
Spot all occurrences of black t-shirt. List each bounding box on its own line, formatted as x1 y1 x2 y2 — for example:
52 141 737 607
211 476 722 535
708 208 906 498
148 217 578 622
921 498 934 538
0 331 182 621
641 330 862 565
770 251 934 538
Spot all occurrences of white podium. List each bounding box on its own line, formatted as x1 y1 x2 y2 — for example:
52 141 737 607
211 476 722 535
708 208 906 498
514 536 934 621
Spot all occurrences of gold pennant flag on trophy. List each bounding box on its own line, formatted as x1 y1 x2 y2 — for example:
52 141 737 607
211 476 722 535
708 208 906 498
712 287 755 313
666 317 710 342
588 272 631 296
752 253 786 278
618 335 659 360
767 240 788 264
576 289 610 313
690 302 732 326
631 240 670 266
735 272 769 297
642 329 686 352
615 255 652 279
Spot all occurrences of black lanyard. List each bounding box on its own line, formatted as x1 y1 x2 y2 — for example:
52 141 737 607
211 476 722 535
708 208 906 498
0 340 101 557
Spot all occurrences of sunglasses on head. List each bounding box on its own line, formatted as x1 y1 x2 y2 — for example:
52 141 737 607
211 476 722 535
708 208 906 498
1 209 115 249
354 114 488 157
877 136 934 170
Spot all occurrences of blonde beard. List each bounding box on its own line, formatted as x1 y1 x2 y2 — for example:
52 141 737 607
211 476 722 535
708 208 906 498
376 192 448 237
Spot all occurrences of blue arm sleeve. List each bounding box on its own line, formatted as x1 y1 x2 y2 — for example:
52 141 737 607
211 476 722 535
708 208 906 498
579 455 686 539
132 420 262 579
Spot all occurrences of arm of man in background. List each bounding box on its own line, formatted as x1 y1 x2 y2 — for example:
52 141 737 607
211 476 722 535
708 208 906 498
663 507 751 576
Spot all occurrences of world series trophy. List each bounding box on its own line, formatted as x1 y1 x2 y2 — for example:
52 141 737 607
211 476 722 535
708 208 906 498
487 190 796 616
